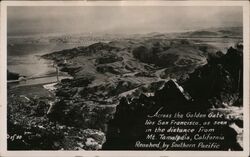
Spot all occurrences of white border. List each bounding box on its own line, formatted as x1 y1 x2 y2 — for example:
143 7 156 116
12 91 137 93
0 1 249 157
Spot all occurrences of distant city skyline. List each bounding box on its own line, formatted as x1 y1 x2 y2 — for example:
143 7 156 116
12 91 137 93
8 6 243 36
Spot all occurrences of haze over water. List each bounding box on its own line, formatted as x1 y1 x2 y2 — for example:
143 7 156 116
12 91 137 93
7 6 243 84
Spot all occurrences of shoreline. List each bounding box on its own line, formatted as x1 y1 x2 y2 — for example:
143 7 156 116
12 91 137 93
6 28 244 150
8 82 56 99
8 53 72 88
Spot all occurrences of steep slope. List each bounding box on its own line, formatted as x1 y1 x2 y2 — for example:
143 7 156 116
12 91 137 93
8 28 242 150
103 45 243 150
41 38 217 129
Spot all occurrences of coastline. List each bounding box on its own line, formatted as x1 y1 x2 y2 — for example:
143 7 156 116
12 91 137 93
6 27 244 150
8 53 72 88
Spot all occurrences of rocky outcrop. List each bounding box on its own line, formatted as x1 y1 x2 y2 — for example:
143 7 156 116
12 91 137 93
39 37 242 151
9 27 243 150
183 45 243 108
7 93 107 150
103 45 243 150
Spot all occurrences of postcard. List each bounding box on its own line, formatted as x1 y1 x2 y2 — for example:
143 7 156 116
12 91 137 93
0 1 249 157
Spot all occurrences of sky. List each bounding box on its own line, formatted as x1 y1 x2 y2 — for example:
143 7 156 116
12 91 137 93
7 6 243 36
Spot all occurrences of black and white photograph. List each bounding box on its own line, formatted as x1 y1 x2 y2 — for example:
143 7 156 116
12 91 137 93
1 1 249 156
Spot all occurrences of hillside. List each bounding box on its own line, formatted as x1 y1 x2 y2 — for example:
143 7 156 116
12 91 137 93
41 38 218 109
103 45 243 150
179 27 242 38
7 27 243 150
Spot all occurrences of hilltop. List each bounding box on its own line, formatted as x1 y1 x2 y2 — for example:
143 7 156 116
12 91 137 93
7 27 243 150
